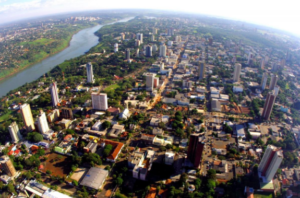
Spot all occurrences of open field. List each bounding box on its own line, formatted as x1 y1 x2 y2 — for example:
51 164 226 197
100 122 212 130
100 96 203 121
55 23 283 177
19 38 54 46
42 153 72 177
105 84 120 91
70 168 87 182
0 110 14 122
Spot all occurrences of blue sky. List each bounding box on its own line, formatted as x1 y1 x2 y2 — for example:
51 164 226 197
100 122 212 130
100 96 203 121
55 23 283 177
0 0 300 36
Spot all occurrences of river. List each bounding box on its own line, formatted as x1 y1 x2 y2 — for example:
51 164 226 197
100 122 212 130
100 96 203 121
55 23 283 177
0 17 134 97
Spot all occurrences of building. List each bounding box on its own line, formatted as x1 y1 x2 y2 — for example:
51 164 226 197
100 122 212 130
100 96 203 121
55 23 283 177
8 122 22 143
159 44 167 57
146 74 155 91
187 134 205 168
258 145 283 182
261 59 265 69
61 107 73 119
233 63 241 82
135 40 141 47
0 155 16 177
47 109 60 123
165 151 175 165
20 103 35 132
137 33 143 43
91 93 108 111
168 28 174 36
269 74 278 90
86 62 94 83
80 167 108 189
262 92 276 120
274 85 280 96
198 61 205 80
151 34 155 42
261 73 268 90
146 45 152 57
136 48 140 57
211 99 221 112
152 27 158 34
36 110 50 134
125 48 130 61
247 53 253 65
50 82 59 107
114 43 118 52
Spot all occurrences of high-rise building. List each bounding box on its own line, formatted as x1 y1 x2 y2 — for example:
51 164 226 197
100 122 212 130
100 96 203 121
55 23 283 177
233 63 242 82
125 48 130 61
91 93 108 111
262 91 276 120
146 74 155 91
168 28 174 36
47 109 60 123
50 82 59 107
198 62 206 80
269 74 278 90
136 49 139 57
86 62 94 83
187 134 205 168
247 53 253 65
175 35 181 42
151 34 155 42
145 45 152 57
114 43 118 52
261 73 268 90
20 103 35 132
159 44 167 57
258 145 283 182
261 59 265 69
152 44 158 52
136 33 143 43
274 85 280 96
152 27 158 35
135 40 140 47
8 122 22 143
61 107 73 119
36 110 50 134
120 33 125 40
0 156 16 177
160 62 164 72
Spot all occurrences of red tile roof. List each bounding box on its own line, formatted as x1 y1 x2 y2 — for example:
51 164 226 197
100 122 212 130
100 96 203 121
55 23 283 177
103 139 124 161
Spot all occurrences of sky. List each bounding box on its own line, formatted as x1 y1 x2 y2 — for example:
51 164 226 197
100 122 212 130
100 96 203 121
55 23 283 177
0 0 300 36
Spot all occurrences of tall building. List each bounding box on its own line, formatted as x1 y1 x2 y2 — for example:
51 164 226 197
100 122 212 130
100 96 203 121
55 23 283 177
151 34 155 42
20 103 35 132
135 40 140 47
145 45 152 57
247 53 253 65
258 145 283 182
120 32 125 40
136 49 139 57
175 35 181 42
146 74 155 91
233 63 242 82
168 28 174 36
50 82 59 107
0 156 16 177
198 62 206 80
262 91 276 120
91 93 108 111
125 48 130 61
261 59 265 69
261 73 268 90
36 110 50 134
160 62 164 72
114 43 118 52
136 33 143 43
8 122 22 143
159 44 167 57
152 44 158 52
269 74 278 90
274 85 280 96
152 27 158 34
61 107 73 119
86 62 94 83
187 134 205 168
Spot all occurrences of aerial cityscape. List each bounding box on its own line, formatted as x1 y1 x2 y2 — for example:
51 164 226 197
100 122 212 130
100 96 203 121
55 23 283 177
0 3 300 198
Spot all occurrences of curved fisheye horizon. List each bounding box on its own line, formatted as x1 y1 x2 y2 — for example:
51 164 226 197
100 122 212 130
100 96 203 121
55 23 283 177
0 0 300 37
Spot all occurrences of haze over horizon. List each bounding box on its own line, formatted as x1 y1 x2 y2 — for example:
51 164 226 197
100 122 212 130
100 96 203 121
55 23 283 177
0 0 299 37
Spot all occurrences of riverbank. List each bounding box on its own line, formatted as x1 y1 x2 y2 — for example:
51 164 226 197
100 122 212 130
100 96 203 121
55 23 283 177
0 24 97 82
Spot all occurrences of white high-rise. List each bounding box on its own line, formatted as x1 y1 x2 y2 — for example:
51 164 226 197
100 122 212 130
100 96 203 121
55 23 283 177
233 63 242 82
20 103 35 132
92 93 108 111
146 74 155 91
114 43 118 52
258 145 283 182
86 62 94 83
36 110 50 134
261 73 268 90
137 33 143 44
159 44 167 57
50 82 59 107
160 62 164 72
8 122 22 143
269 74 278 90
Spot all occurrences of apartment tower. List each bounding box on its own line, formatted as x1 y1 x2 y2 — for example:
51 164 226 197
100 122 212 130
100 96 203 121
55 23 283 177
36 110 50 134
91 93 108 111
20 103 35 132
0 156 16 177
50 82 59 107
187 134 205 168
8 122 22 143
233 63 242 82
261 73 268 90
198 61 206 80
262 91 276 120
269 74 278 90
86 62 94 83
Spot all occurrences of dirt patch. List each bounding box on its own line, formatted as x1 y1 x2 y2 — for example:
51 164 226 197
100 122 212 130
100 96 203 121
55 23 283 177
41 153 72 177
70 167 87 182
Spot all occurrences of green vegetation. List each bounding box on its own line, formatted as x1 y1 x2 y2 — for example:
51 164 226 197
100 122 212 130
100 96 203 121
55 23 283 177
103 144 113 157
27 132 43 142
253 192 273 198
105 83 120 91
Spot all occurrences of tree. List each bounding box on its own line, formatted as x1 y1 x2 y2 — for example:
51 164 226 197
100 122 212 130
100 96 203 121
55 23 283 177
115 177 123 186
103 144 113 157
180 173 188 184
207 169 216 180
195 178 202 190
72 180 78 186
102 121 112 129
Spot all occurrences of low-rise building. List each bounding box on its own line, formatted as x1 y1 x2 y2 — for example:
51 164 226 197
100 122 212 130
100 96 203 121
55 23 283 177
80 167 108 190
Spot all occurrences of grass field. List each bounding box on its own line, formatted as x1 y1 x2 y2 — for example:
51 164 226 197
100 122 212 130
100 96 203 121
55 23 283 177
254 192 273 198
19 38 54 46
105 84 120 91
285 83 290 89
